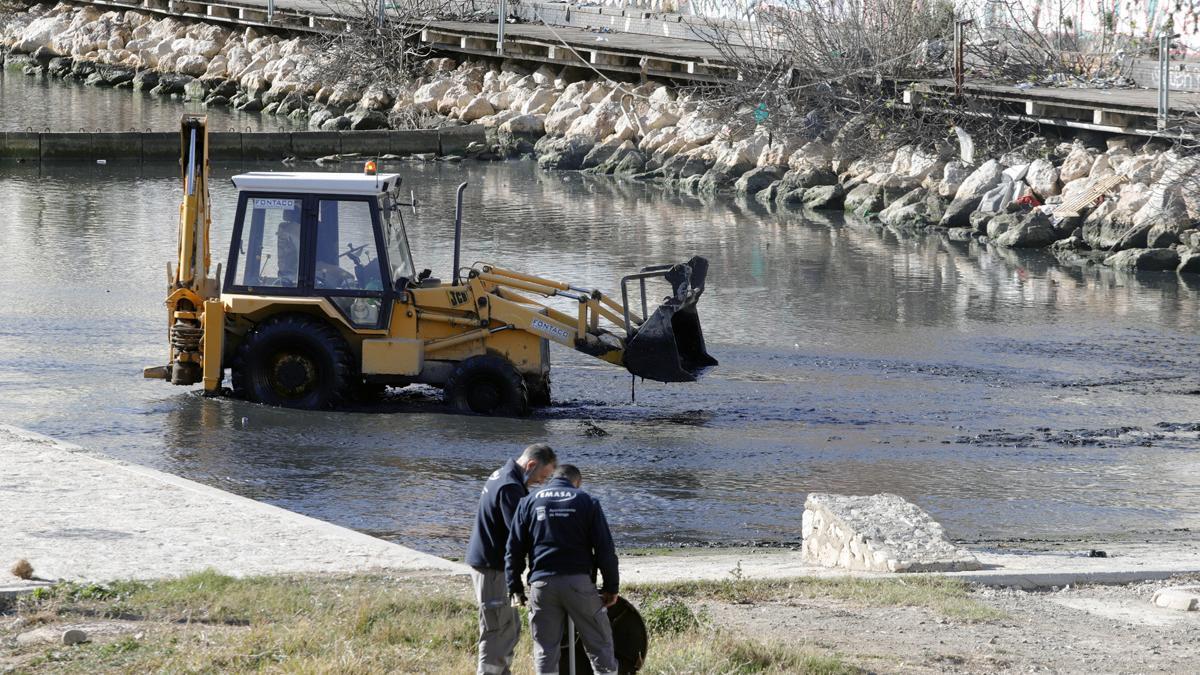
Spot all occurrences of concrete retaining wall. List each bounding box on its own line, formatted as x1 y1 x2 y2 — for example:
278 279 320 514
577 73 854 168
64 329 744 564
0 126 484 162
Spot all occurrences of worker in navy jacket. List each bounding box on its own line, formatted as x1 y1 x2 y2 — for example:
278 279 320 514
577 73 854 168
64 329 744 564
505 464 619 675
466 444 557 675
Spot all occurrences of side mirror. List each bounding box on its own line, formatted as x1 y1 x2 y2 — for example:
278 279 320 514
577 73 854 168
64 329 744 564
418 268 432 281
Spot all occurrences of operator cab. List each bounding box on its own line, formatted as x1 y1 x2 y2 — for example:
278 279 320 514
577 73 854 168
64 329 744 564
224 171 417 329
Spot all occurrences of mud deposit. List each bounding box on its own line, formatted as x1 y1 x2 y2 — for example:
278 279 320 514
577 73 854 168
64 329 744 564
3 160 1200 556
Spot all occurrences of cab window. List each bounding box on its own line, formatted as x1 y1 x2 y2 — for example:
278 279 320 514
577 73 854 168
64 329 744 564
315 200 385 291
233 197 302 288
380 194 416 283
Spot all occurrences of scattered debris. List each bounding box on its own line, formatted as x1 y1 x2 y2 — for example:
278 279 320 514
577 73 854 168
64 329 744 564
11 558 33 580
582 419 609 437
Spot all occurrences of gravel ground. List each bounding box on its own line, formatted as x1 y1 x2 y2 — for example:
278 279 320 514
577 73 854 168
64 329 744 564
703 576 1200 673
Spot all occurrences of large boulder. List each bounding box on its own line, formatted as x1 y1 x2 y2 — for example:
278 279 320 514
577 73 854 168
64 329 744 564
580 138 628 170
565 101 622 144
985 211 1021 239
1147 220 1193 248
940 160 1003 227
788 141 833 172
459 96 494 123
802 184 846 210
1059 145 1094 182
992 210 1059 248
878 189 943 229
1026 158 1060 198
844 183 885 217
735 165 784 196
347 108 388 130
710 135 770 179
95 63 134 86
588 142 644 175
413 79 452 112
275 91 306 117
359 84 393 111
1178 250 1200 274
149 73 193 96
1104 248 1181 271
521 87 557 115
535 135 593 171
659 150 712 180
938 160 971 198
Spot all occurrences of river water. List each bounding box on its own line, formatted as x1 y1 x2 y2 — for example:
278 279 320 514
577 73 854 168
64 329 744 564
0 69 299 131
3 76 1200 557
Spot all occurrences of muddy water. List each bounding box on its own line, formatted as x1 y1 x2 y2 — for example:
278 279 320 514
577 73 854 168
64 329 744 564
4 159 1200 557
0 69 299 131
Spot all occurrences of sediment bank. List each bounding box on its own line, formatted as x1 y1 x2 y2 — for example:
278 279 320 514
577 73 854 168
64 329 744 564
6 1 1200 277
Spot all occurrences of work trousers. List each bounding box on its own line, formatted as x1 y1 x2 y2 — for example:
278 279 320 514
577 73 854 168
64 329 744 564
529 574 618 675
471 567 520 675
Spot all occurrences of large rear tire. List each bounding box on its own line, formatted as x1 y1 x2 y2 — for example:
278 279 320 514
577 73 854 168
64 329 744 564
444 355 530 416
231 314 355 409
526 374 552 408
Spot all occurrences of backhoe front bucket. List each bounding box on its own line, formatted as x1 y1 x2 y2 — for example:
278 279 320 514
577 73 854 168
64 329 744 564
623 257 718 383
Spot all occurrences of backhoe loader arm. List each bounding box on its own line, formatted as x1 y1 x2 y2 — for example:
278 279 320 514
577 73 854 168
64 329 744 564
143 115 222 389
471 258 717 383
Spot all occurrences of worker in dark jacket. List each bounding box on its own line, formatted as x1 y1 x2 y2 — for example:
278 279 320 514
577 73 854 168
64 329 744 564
466 444 557 675
506 464 619 675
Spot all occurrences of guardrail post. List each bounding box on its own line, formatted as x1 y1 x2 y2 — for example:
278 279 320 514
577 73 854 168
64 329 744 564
268 0 274 22
496 0 506 55
1159 33 1172 130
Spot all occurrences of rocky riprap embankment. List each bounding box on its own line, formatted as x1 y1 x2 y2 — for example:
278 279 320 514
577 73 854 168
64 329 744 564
5 3 1200 275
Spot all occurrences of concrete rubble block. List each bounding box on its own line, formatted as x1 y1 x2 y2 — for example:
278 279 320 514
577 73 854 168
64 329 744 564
290 131 340 159
1151 586 1200 611
88 132 141 160
338 130 391 157
389 129 440 156
240 132 291 160
139 132 176 161
439 124 485 156
801 493 982 573
207 132 243 161
1 132 41 161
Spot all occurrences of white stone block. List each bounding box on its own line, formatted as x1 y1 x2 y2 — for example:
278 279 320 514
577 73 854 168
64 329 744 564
800 493 981 573
1152 587 1200 611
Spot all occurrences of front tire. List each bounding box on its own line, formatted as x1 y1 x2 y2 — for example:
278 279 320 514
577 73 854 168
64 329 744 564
231 314 355 409
444 355 530 416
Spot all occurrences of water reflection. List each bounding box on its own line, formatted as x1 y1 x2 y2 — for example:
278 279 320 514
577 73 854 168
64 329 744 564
3 159 1200 555
0 70 297 132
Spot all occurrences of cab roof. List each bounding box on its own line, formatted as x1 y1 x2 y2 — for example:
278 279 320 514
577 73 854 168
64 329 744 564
231 171 401 196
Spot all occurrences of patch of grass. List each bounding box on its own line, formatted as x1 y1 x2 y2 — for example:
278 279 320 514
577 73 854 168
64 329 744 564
629 575 1006 622
640 592 708 635
1 571 867 673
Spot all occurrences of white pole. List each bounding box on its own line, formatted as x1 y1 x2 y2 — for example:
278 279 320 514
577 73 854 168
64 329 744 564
567 616 577 675
1159 33 1170 131
496 0 506 55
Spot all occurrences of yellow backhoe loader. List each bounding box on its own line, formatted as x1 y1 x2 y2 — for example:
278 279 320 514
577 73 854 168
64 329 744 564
144 115 716 414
